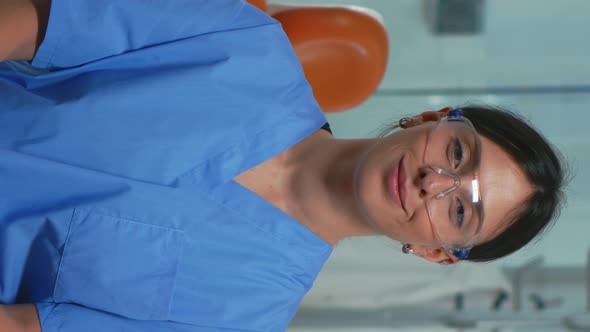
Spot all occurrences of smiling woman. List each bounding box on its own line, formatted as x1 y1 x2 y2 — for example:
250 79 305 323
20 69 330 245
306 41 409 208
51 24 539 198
0 1 567 332
375 105 567 262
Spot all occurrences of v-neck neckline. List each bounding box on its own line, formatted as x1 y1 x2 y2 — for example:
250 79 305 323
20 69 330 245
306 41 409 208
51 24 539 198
214 179 332 261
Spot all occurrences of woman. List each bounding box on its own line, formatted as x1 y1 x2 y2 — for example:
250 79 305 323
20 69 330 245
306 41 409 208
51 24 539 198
0 1 566 331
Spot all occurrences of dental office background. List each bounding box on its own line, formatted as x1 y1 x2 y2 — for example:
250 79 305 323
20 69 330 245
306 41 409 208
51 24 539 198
284 0 590 331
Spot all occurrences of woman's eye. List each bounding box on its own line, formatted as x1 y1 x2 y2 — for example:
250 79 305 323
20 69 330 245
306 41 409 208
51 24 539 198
453 137 463 169
455 198 465 228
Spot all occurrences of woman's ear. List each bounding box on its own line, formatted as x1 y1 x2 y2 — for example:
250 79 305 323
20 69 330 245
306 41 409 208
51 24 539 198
422 107 451 122
401 107 451 129
409 244 460 265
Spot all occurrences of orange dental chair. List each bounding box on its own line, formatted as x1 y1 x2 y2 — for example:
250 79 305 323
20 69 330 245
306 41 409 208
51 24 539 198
247 0 389 113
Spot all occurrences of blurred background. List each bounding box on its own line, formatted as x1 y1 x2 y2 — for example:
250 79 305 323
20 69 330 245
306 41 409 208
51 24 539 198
257 0 590 331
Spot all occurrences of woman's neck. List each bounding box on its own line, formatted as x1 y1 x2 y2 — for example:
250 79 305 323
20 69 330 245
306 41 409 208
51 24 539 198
282 131 382 245
234 129 383 245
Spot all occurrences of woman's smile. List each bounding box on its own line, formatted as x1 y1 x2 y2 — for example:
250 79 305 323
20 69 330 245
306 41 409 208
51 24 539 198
399 156 408 215
388 156 408 215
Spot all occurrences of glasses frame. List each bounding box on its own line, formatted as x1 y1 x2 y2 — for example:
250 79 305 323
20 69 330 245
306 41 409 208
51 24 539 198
423 109 484 259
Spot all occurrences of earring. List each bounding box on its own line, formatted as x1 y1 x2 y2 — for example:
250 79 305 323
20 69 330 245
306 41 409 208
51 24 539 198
399 117 416 129
402 243 414 254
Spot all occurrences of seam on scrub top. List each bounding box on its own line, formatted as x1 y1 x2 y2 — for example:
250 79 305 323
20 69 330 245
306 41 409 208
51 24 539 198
43 31 64 68
125 20 282 62
195 21 282 45
201 180 326 267
51 208 78 302
175 102 296 186
211 183 325 265
155 227 188 321
79 206 184 232
34 0 68 69
64 20 283 76
37 303 59 330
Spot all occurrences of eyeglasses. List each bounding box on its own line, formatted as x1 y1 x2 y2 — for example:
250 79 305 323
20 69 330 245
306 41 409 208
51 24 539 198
422 109 484 257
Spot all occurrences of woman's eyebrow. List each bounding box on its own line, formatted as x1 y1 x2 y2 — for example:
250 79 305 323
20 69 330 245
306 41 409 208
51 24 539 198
458 137 479 174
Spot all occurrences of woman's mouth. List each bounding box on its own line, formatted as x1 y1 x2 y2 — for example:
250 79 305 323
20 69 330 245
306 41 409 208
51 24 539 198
388 156 406 213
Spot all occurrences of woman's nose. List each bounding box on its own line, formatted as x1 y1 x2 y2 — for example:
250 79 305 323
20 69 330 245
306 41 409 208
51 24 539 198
419 167 460 199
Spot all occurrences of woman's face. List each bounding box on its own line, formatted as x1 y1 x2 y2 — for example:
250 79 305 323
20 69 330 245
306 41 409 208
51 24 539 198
353 121 533 261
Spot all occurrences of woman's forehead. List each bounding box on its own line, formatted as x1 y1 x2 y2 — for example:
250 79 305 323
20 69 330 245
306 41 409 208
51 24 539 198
477 136 533 241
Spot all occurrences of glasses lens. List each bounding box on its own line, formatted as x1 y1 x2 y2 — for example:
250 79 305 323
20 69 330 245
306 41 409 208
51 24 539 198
423 117 484 248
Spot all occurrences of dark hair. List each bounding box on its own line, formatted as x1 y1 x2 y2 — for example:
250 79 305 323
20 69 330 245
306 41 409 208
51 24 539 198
458 105 568 262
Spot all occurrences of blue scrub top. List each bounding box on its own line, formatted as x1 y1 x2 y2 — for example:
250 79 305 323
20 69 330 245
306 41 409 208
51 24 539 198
0 1 333 331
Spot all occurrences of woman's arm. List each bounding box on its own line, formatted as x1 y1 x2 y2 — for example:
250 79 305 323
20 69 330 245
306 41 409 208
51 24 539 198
0 0 50 61
0 304 41 332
